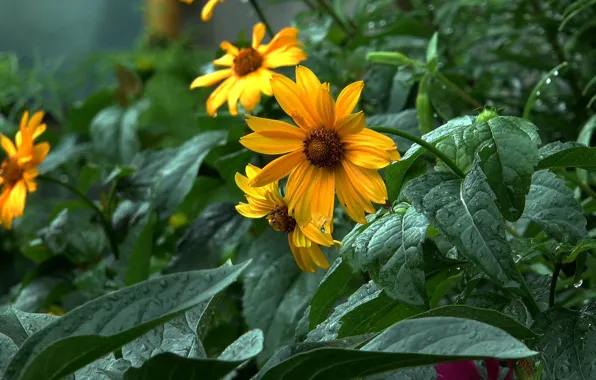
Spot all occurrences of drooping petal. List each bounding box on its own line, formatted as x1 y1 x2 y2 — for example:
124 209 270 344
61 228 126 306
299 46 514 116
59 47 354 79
249 150 305 187
227 78 245 116
252 22 266 48
1 135 16 156
240 81 262 112
299 223 334 247
343 145 393 169
288 164 318 227
306 244 329 269
292 226 310 248
240 133 303 155
253 68 273 96
341 160 388 204
206 77 236 116
190 69 232 89
335 166 375 224
310 168 335 229
0 187 13 228
336 81 364 119
6 180 27 219
285 159 314 210
271 73 318 130
316 86 336 130
335 111 365 137
288 233 313 272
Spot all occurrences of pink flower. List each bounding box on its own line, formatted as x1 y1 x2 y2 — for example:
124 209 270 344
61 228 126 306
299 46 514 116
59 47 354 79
435 359 514 380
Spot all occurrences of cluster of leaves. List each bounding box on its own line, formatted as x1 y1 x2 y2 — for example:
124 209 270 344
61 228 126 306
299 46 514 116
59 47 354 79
2 0 596 379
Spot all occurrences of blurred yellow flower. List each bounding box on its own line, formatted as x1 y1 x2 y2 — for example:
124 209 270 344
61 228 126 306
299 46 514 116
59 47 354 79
190 22 306 116
240 66 400 227
0 111 50 229
179 0 224 22
235 164 333 272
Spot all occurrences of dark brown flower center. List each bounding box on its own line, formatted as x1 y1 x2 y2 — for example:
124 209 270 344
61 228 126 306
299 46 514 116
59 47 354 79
303 127 343 168
267 205 296 233
233 48 263 77
0 157 23 185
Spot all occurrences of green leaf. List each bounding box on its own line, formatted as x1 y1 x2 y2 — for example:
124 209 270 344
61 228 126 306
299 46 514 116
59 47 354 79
404 165 527 294
257 317 536 380
0 333 18 378
530 303 596 379
436 116 540 221
122 206 156 286
123 131 227 216
2 261 251 380
90 102 146 165
0 308 58 347
242 229 327 362
536 142 596 170
308 258 363 330
416 80 434 135
342 204 429 308
523 62 569 119
167 203 251 272
38 135 91 175
522 170 587 242
385 147 427 202
426 32 439 70
366 110 419 153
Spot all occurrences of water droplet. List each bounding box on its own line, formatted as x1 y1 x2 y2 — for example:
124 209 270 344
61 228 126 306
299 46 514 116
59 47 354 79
140 344 148 352
536 91 541 96
546 78 552 84
574 279 583 288
554 70 559 76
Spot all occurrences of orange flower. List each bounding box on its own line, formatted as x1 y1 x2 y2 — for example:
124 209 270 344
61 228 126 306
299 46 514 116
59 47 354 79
239 66 400 227
190 22 306 116
235 164 334 272
0 111 50 228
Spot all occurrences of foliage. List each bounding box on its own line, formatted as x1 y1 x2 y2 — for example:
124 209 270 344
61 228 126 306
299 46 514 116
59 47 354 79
2 0 596 379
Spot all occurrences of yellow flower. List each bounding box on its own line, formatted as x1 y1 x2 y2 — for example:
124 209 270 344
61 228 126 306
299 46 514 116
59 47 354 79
0 111 50 229
235 164 334 272
239 66 400 227
190 22 306 116
179 0 224 22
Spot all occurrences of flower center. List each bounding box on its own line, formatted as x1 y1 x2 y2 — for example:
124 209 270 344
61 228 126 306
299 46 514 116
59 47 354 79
0 157 23 185
233 48 263 77
303 127 343 168
267 205 296 233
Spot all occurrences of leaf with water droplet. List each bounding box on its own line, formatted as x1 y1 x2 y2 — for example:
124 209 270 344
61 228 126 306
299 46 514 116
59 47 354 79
2 260 251 380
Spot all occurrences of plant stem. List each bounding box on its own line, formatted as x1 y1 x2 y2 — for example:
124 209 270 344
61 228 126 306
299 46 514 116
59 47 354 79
316 0 353 37
248 0 274 38
369 126 466 178
550 262 562 308
38 175 120 259
561 170 596 199
434 71 483 109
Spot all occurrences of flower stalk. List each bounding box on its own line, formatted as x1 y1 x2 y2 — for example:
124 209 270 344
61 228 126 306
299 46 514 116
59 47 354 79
248 0 274 38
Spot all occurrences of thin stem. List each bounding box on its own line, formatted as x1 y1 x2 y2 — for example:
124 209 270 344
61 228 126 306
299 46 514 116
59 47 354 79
505 224 521 238
248 0 274 38
550 262 562 308
38 175 120 259
561 170 596 199
316 0 353 37
369 126 466 178
434 71 483 109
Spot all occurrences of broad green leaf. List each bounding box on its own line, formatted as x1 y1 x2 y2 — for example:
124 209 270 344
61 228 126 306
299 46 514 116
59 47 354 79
576 115 596 183
65 89 114 135
366 109 419 152
384 147 427 202
342 204 429 308
404 165 527 294
38 135 91 175
3 261 251 380
536 142 596 170
167 203 251 272
338 291 416 338
307 281 382 342
530 303 596 379
122 131 227 216
0 308 57 347
242 229 327 362
522 170 587 243
425 32 439 70
410 305 539 340
121 204 155 286
0 333 17 378
308 258 363 330
90 103 145 165
436 116 540 221
257 317 536 380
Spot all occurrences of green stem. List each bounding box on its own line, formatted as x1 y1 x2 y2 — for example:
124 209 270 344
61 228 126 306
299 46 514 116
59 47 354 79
550 262 562 308
369 126 466 178
561 170 596 199
38 175 120 259
434 71 483 109
316 0 353 37
248 0 274 38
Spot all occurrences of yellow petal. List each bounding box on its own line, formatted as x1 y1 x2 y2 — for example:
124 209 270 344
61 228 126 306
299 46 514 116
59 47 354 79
213 54 234 67
252 22 266 48
0 187 13 229
31 142 50 166
249 150 305 187
335 167 374 224
299 223 334 247
288 233 312 272
260 27 300 54
32 124 46 140
335 111 365 137
310 169 335 229
292 226 310 247
220 41 239 56
28 111 45 129
344 145 392 169
6 180 27 218
190 69 232 89
253 68 273 96
263 47 307 69
336 81 364 119
240 82 261 112
296 66 321 97
235 172 266 199
1 135 16 156
271 73 318 130
286 160 316 223
206 77 236 116
245 115 306 139
227 78 245 116
240 133 303 155
342 128 397 150
201 0 221 21
307 244 329 269
341 160 387 203
316 86 336 130
236 203 268 218
19 111 30 131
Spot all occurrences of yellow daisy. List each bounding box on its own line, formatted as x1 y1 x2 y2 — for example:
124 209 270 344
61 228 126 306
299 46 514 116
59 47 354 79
190 22 306 116
239 66 400 227
0 111 50 228
235 164 334 272
179 0 224 21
